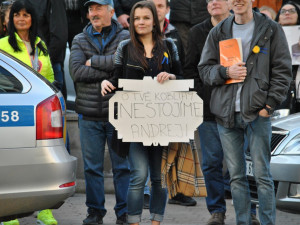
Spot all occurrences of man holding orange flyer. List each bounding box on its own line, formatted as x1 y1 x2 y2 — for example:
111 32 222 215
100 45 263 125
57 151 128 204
198 0 292 224
185 0 259 224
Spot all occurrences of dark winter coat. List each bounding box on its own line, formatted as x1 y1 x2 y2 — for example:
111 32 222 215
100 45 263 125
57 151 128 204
70 20 130 121
169 0 210 26
184 18 215 121
198 12 292 128
26 0 68 63
113 0 141 17
164 21 185 67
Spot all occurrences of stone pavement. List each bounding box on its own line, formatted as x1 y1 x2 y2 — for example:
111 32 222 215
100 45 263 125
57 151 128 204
19 193 300 225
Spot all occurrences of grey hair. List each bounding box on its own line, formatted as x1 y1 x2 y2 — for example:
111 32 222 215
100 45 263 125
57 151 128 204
107 5 113 12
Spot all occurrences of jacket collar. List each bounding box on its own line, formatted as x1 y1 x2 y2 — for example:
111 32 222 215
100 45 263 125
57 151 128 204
15 32 41 46
84 19 122 36
163 19 177 35
84 19 120 53
220 10 271 39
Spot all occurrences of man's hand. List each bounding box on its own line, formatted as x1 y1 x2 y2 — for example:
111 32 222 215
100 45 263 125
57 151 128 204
85 59 91 66
259 105 271 118
117 14 130 28
156 72 176 83
228 62 247 81
101 80 116 96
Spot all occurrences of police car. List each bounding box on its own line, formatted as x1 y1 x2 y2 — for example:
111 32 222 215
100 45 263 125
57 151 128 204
246 111 300 214
0 50 77 221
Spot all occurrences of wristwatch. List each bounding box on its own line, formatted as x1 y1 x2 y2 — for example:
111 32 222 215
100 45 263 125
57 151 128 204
264 106 274 115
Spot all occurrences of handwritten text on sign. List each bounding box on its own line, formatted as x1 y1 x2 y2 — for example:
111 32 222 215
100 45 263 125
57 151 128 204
109 78 203 146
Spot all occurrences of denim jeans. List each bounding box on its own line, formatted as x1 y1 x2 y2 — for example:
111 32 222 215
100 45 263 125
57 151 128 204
217 113 275 225
199 121 257 215
198 121 227 214
127 143 167 223
78 118 130 217
144 170 151 196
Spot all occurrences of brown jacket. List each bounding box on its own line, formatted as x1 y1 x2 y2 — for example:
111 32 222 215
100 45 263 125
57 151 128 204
252 0 282 13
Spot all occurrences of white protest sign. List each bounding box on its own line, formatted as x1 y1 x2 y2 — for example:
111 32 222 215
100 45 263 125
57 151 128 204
282 25 300 65
109 77 203 146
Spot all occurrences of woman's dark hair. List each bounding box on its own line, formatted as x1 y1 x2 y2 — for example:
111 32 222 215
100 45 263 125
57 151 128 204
275 1 300 25
8 0 47 55
129 1 164 70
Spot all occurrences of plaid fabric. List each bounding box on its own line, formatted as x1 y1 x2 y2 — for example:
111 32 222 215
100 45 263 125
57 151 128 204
161 141 207 198
64 0 79 10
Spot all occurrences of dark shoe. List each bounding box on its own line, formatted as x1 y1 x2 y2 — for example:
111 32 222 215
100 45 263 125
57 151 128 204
168 193 197 206
251 214 260 225
116 213 127 224
143 194 150 209
206 212 225 225
83 212 103 225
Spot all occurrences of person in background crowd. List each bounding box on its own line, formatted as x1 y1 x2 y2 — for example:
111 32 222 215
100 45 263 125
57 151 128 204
113 0 141 28
69 0 130 224
252 0 282 13
0 0 13 38
169 0 210 50
26 0 70 152
151 0 184 67
101 1 182 224
198 0 292 224
25 0 68 98
276 1 300 25
259 5 276 19
0 0 54 82
185 0 260 224
65 0 89 48
0 1 56 225
275 1 300 113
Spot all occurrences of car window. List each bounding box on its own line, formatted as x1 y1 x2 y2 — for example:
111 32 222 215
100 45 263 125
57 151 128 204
0 66 23 93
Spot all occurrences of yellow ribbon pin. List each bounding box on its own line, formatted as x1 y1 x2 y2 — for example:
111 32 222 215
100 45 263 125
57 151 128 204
162 52 169 64
252 45 260 54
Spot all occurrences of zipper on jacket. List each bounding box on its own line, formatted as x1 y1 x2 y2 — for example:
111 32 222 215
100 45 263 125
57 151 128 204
127 64 145 73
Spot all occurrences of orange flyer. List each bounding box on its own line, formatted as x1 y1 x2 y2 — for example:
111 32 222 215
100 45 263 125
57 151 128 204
219 38 243 84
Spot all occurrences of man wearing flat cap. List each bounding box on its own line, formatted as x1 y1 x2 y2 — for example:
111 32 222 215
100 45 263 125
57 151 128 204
69 0 130 224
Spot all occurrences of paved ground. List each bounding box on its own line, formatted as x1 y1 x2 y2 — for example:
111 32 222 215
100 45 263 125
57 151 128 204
19 193 300 225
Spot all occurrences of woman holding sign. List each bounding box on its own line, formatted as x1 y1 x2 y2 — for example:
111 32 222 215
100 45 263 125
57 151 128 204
101 1 182 224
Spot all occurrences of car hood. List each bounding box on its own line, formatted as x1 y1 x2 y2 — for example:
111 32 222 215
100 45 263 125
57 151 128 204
272 112 300 131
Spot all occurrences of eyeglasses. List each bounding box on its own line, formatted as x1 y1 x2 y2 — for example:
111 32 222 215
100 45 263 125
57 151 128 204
206 0 226 3
280 8 297 14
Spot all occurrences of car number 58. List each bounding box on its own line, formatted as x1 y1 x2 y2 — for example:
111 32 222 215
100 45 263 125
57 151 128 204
0 106 34 127
1 111 19 122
